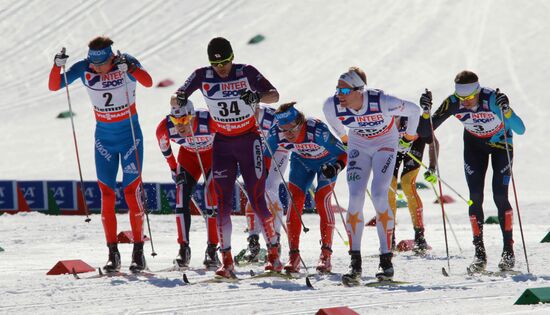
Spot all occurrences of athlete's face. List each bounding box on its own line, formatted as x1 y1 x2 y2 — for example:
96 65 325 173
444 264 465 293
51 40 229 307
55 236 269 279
279 120 303 143
174 118 193 137
212 61 233 79
460 94 480 110
337 80 363 110
91 56 115 75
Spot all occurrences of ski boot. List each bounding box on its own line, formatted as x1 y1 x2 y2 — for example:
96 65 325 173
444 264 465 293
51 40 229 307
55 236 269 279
498 246 515 271
265 243 283 272
203 243 221 269
413 228 429 255
467 239 487 274
103 243 121 273
175 243 191 269
215 248 235 278
375 253 394 281
316 245 332 274
342 250 362 286
129 242 147 273
283 249 301 273
246 234 261 262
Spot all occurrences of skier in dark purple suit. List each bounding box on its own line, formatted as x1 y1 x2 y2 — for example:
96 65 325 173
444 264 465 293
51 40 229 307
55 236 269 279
174 37 282 278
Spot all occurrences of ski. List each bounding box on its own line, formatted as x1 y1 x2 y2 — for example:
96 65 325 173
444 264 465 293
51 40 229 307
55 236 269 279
466 267 522 277
234 248 267 266
73 267 155 280
364 280 411 287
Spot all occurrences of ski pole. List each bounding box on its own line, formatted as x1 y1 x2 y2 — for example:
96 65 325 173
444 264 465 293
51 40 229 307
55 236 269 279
60 47 91 223
498 91 530 273
428 182 463 253
309 188 348 246
119 51 156 257
240 181 313 287
183 107 215 222
252 109 310 233
422 88 450 275
406 151 472 206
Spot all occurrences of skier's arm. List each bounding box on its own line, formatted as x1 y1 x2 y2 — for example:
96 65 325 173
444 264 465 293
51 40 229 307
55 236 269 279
48 60 85 91
489 93 526 135
380 93 421 137
123 54 153 88
155 120 177 171
419 97 454 143
316 123 347 166
322 97 348 139
244 65 279 104
176 69 203 97
263 125 281 161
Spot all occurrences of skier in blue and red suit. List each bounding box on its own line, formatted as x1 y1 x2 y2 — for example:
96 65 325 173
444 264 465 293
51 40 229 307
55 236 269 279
264 102 347 274
174 37 282 278
48 36 153 273
419 70 525 273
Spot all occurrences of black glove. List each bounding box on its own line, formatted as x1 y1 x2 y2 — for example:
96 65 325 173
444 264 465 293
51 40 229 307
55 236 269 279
171 168 186 185
54 48 69 67
240 90 261 106
496 92 510 113
321 160 345 179
175 91 188 107
114 53 136 73
420 90 432 112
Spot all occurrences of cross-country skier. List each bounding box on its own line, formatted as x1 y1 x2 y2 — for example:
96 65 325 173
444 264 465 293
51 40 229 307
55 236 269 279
48 36 153 273
419 70 525 273
155 99 221 269
242 105 289 263
265 102 347 274
174 37 282 278
323 67 421 284
388 117 438 254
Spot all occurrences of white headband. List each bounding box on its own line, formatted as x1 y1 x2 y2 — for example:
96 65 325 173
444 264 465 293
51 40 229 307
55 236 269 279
455 82 480 97
339 70 365 88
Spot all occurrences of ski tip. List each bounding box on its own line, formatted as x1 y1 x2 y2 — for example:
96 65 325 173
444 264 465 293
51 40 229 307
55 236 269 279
442 267 449 277
305 276 313 288
183 273 190 284
249 270 256 277
85 218 91 223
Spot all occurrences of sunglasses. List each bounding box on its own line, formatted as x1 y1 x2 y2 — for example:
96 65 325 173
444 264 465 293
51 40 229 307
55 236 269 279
210 53 234 68
336 87 362 95
279 122 302 133
454 91 479 102
169 115 192 125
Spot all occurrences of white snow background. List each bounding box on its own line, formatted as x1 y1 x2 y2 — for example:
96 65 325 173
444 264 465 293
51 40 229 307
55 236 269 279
1 0 549 314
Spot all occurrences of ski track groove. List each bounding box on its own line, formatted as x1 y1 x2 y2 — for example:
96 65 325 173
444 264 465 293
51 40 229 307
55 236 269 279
1 272 515 312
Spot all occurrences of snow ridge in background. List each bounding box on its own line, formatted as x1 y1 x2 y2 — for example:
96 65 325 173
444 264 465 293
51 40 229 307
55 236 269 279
1 1 549 314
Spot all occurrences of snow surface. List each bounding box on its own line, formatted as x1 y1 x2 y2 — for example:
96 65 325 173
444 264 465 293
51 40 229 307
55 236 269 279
1 0 550 314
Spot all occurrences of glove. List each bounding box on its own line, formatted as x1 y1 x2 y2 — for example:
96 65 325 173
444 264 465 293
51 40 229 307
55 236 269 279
424 168 437 184
240 90 261 106
321 160 345 179
398 137 413 154
420 90 432 112
114 53 136 73
171 168 186 185
54 48 69 67
496 92 511 113
175 91 188 107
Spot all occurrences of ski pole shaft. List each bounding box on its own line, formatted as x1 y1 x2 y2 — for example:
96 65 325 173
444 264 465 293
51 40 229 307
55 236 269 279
406 151 472 206
327 185 350 246
120 56 156 256
499 101 530 273
429 183 463 252
60 48 91 223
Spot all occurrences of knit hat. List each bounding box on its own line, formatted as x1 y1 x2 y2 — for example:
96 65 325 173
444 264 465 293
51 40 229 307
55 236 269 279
207 37 233 62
